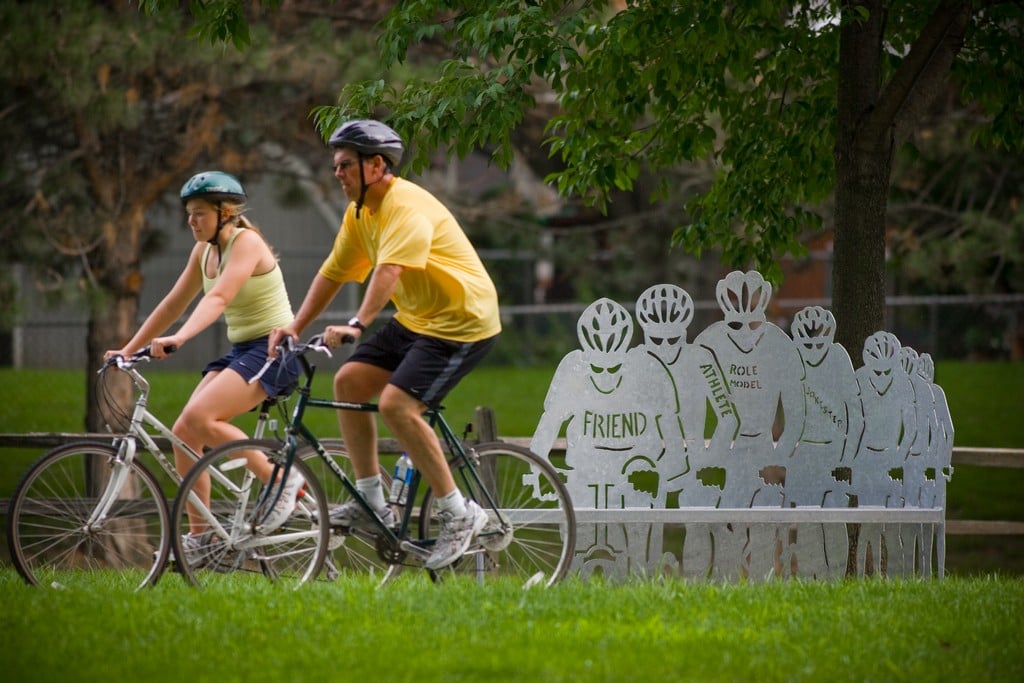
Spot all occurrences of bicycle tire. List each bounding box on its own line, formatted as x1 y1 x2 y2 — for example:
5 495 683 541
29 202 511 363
419 442 576 587
170 439 328 589
299 440 396 580
6 441 171 591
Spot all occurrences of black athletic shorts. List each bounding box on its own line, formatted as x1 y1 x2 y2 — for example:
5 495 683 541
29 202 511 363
348 319 499 407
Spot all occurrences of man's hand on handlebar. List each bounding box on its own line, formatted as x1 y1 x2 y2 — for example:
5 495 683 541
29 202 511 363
250 332 332 385
322 324 361 349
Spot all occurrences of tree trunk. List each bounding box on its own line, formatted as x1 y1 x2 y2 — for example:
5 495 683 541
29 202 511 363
85 297 140 434
832 159 891 365
833 0 889 363
85 211 146 434
834 1 972 360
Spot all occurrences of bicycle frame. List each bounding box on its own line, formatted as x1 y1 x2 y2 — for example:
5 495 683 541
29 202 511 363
171 334 579 587
120 365 199 479
277 347 501 562
280 374 408 547
95 362 275 525
86 354 284 564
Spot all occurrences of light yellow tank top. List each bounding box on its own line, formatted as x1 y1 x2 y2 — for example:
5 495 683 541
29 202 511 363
202 229 294 343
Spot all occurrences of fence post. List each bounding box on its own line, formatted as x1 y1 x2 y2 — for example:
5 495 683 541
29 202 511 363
473 405 498 443
472 406 499 496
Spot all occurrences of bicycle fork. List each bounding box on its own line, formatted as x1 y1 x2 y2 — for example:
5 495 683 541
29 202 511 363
84 437 137 530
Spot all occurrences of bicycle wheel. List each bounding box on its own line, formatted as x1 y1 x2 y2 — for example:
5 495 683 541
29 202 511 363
6 441 170 591
299 440 395 580
170 439 328 589
420 442 576 587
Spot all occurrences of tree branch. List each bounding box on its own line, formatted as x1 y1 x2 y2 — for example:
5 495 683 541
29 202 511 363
867 2 972 148
132 101 225 208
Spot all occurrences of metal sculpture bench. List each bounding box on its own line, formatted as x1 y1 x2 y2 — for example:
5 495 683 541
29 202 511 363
529 271 954 580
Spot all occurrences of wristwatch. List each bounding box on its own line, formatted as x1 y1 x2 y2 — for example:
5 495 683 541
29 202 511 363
347 316 367 333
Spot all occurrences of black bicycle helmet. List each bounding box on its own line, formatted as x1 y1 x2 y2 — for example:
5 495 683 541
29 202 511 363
328 119 405 168
328 120 405 217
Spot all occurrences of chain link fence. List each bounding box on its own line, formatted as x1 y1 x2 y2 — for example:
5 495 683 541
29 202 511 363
5 293 1022 370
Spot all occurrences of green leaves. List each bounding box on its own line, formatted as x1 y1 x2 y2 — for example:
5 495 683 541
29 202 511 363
135 0 1024 288
315 46 536 173
521 2 836 276
140 0 285 50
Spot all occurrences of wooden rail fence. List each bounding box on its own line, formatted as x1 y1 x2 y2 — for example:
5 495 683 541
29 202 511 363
0 430 1020 536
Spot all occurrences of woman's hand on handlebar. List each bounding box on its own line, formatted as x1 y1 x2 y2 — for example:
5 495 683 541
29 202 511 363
149 337 179 359
103 348 129 364
268 327 298 358
101 341 177 369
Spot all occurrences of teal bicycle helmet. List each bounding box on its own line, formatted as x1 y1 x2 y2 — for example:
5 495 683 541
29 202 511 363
180 171 247 204
179 171 247 250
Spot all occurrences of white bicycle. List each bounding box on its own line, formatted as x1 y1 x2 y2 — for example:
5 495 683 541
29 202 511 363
5 347 326 590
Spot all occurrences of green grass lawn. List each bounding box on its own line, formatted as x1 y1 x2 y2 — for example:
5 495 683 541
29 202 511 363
1 363 1023 682
1 570 1021 682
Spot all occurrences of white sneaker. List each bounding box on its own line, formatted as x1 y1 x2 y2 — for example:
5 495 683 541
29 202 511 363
180 531 239 571
425 500 488 570
180 532 208 566
260 470 304 532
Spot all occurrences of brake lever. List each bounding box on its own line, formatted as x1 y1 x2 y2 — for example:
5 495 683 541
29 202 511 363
306 334 333 357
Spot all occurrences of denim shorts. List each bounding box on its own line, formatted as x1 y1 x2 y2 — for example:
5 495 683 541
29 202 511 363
203 336 300 399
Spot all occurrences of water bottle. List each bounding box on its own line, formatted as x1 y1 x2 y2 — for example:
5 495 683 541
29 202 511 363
390 453 413 505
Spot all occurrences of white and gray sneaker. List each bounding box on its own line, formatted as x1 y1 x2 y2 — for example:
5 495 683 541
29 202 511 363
180 531 238 571
180 532 209 567
260 470 305 533
328 500 395 532
425 500 488 570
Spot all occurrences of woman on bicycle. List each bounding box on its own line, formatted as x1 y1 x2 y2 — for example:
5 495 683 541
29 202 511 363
105 171 303 540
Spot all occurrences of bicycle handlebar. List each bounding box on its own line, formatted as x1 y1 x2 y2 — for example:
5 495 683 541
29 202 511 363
100 345 178 373
248 334 338 385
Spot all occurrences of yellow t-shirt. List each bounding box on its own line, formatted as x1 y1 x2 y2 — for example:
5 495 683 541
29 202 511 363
202 230 294 343
318 178 501 342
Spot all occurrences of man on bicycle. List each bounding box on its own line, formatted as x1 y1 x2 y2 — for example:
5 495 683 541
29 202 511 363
270 119 501 570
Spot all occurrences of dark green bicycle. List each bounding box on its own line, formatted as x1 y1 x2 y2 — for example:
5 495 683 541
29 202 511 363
171 335 576 588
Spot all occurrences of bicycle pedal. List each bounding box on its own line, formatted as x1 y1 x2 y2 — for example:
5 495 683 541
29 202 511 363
399 540 433 562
